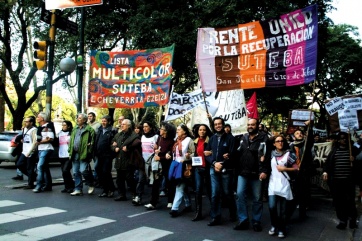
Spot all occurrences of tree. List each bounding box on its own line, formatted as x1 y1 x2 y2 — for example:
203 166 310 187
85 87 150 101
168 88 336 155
3 0 362 132
0 1 78 130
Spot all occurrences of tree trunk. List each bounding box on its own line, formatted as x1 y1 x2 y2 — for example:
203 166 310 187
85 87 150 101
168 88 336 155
0 64 5 131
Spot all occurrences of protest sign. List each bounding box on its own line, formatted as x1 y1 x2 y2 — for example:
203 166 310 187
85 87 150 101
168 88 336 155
196 4 318 92
190 89 248 135
88 45 174 108
326 95 362 132
288 109 314 127
165 88 218 121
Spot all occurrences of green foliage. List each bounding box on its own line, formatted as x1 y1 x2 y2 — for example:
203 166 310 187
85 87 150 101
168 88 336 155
1 0 362 133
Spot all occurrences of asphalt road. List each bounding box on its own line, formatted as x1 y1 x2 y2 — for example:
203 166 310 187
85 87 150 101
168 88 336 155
0 162 360 241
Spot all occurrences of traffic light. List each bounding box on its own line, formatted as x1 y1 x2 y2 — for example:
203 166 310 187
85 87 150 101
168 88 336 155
33 41 48 70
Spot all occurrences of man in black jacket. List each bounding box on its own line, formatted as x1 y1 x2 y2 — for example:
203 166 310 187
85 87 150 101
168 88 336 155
94 115 117 198
204 117 237 226
289 120 314 220
234 118 268 232
323 132 359 229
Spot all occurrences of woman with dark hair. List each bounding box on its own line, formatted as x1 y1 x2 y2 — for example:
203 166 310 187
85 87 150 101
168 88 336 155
134 124 143 137
135 121 158 205
144 122 176 210
191 124 213 221
268 135 298 238
169 124 195 217
58 120 75 193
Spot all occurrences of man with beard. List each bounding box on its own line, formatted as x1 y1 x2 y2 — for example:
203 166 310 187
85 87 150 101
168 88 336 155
234 118 268 232
204 117 237 226
289 121 314 220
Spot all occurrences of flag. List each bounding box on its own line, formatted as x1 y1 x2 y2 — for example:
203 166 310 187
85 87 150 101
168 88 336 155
246 92 258 119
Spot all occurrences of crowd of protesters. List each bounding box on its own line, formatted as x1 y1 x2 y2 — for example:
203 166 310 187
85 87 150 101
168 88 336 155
12 112 362 238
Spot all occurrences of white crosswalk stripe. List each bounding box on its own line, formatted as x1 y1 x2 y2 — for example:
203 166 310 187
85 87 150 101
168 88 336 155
0 200 177 241
0 207 66 225
0 200 24 208
0 216 115 241
98 226 173 241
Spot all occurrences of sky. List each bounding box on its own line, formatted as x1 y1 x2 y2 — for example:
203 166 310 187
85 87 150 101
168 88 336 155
327 0 361 38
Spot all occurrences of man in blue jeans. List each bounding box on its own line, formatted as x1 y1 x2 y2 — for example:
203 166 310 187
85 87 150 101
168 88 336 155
68 113 96 196
204 117 237 226
33 112 55 193
234 118 268 232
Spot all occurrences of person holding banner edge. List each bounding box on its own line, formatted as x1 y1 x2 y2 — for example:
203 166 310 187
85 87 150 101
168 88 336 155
288 120 314 220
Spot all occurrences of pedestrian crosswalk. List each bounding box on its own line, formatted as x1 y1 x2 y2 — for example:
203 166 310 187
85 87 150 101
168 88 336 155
0 200 174 241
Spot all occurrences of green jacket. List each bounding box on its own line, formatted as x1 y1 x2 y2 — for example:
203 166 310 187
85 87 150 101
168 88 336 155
68 123 95 162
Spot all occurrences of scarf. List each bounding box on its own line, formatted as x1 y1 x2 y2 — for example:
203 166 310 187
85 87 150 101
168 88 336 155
173 134 186 157
143 131 155 138
292 140 304 166
271 149 288 158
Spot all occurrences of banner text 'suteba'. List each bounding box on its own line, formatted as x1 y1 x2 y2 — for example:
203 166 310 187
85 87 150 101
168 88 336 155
196 4 318 92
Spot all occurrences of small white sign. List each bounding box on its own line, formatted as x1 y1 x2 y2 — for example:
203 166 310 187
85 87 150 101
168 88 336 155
343 97 362 111
325 97 344 116
291 110 314 121
338 109 359 131
192 156 203 166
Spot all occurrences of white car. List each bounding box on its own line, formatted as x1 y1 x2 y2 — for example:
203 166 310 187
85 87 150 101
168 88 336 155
0 131 21 164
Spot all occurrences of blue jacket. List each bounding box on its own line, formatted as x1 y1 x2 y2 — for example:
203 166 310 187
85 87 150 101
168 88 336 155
205 132 236 170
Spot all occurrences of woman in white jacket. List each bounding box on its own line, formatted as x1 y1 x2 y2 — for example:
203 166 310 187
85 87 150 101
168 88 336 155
268 135 298 238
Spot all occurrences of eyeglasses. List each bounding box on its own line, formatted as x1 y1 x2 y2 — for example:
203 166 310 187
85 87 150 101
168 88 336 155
275 140 283 143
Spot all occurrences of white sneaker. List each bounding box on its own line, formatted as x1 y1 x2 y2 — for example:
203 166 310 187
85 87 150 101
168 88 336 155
159 191 166 197
88 186 95 194
70 190 83 196
132 196 141 205
278 231 285 238
269 226 276 235
167 203 173 208
144 204 155 210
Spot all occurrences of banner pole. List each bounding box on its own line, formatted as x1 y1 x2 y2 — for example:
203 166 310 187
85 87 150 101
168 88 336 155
202 91 213 129
299 81 316 168
202 91 209 114
348 128 353 166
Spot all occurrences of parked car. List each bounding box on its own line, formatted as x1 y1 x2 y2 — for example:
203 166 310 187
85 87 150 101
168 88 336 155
0 131 21 164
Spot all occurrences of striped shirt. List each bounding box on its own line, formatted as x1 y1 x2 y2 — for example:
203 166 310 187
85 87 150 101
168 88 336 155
333 148 352 179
